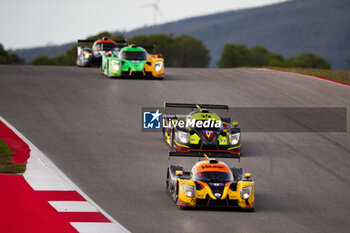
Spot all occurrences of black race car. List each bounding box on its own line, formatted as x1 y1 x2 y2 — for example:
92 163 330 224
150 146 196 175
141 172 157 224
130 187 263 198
76 37 126 67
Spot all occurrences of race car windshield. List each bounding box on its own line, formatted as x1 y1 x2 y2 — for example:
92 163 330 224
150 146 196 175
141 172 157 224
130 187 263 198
120 51 148 60
193 171 233 182
95 43 117 51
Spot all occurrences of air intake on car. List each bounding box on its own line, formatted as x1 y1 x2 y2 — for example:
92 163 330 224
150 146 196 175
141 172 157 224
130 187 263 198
209 159 218 164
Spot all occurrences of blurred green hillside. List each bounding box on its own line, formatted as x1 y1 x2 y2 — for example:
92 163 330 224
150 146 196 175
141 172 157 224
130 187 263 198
12 0 350 69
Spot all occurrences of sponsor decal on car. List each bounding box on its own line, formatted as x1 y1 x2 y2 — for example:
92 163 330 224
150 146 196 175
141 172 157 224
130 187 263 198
201 165 225 169
202 130 214 139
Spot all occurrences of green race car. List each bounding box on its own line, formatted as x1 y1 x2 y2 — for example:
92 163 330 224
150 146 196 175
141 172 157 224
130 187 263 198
101 45 164 79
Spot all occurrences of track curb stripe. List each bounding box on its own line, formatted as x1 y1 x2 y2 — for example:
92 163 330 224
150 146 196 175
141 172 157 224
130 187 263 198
71 222 125 233
49 201 99 212
0 116 130 233
266 68 350 87
0 119 30 164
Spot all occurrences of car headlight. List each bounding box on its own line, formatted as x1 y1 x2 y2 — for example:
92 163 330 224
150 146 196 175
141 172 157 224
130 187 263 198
83 51 91 58
240 186 252 200
154 61 163 72
182 184 195 198
111 60 121 71
175 131 189 144
229 132 240 145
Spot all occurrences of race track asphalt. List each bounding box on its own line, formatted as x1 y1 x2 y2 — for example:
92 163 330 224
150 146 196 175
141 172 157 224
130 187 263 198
0 65 349 233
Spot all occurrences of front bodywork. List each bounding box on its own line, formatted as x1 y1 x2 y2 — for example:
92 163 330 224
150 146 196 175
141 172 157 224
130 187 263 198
101 46 164 79
166 161 255 210
77 48 109 67
76 39 125 67
76 46 96 67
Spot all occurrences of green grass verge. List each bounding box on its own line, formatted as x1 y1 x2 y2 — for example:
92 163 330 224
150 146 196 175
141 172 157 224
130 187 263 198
0 139 26 174
269 68 350 85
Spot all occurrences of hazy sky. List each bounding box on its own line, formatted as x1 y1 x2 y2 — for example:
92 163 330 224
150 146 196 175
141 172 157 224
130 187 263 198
0 0 287 49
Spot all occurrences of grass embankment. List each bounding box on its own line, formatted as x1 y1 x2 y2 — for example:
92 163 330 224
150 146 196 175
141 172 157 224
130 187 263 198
0 139 26 174
270 68 350 85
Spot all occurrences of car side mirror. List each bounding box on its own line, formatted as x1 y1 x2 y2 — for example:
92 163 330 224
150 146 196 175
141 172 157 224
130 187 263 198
176 170 183 176
232 122 239 127
106 52 111 57
244 173 251 179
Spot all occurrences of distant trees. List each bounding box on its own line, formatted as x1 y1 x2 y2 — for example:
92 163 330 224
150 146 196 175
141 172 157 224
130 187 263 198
174 35 210 67
30 31 126 66
30 32 210 67
286 53 330 69
0 44 24 64
30 47 76 66
31 56 53 65
128 34 178 66
29 33 332 69
128 34 210 67
218 44 331 69
217 44 251 68
266 52 285 67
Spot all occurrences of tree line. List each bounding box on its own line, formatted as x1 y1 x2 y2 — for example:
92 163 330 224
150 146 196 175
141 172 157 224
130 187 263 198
0 44 24 64
31 32 210 68
30 32 332 69
218 44 331 69
1 32 331 69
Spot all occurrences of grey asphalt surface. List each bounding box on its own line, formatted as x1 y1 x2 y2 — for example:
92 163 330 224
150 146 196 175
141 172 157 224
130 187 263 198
0 65 349 233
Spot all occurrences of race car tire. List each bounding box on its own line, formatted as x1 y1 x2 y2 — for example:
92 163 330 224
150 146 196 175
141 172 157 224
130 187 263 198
166 168 170 190
100 62 104 74
174 182 179 203
174 183 185 209
170 128 175 148
162 126 165 138
106 61 110 77
242 207 255 212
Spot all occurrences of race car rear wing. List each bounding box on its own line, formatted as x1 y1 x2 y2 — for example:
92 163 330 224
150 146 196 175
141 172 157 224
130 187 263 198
77 39 127 43
77 39 127 48
168 151 240 160
164 103 229 111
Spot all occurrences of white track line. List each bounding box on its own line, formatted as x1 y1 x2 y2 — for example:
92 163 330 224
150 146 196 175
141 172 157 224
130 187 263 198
0 116 130 233
71 223 125 233
24 150 74 190
49 201 98 212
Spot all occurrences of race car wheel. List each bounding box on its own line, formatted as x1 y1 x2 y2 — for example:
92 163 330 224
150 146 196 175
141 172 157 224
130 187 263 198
174 182 185 209
166 168 170 190
106 61 110 77
100 62 104 73
170 128 175 148
243 207 255 212
174 182 179 202
162 126 165 138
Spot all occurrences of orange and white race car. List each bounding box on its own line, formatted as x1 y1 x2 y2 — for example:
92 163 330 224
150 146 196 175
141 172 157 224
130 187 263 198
166 153 254 210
